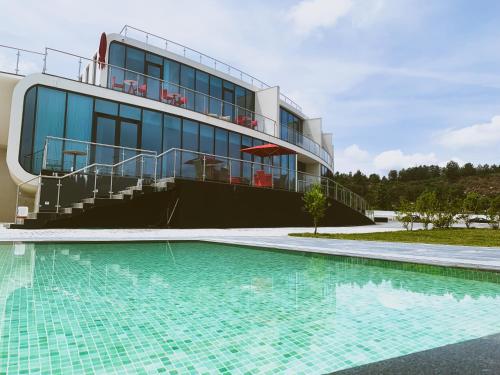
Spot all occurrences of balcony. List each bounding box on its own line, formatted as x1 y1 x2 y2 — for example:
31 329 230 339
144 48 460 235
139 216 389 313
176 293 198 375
106 64 277 137
119 25 304 113
0 44 333 168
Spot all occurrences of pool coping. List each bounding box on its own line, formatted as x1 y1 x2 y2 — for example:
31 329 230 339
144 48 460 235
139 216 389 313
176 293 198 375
201 238 500 273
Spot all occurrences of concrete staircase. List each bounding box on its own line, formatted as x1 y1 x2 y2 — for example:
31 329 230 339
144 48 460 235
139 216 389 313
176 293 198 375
10 179 172 229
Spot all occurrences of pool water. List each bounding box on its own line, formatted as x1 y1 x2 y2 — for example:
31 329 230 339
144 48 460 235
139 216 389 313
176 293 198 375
1 241 500 374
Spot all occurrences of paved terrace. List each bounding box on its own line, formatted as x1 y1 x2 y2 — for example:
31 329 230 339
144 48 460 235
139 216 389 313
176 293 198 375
1 222 499 272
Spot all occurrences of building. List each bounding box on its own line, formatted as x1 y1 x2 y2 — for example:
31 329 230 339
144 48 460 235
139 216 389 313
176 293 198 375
0 26 373 228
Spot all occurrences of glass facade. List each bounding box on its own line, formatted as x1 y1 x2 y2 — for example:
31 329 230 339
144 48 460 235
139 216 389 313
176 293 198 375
19 85 300 182
280 107 333 166
108 41 255 115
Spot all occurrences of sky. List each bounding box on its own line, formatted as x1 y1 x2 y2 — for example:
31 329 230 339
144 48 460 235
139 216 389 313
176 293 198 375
1 0 500 175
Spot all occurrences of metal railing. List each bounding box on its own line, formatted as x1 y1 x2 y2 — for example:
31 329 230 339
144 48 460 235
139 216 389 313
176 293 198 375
42 47 278 138
120 25 303 113
0 44 45 76
16 138 369 219
41 136 157 174
155 148 369 213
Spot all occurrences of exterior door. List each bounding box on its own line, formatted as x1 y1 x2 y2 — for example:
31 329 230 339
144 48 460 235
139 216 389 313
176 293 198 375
94 115 117 165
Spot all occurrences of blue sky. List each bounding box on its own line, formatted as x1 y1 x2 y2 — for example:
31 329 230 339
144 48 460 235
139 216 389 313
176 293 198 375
2 0 500 174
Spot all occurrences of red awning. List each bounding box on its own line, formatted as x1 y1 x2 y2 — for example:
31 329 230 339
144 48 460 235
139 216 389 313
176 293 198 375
98 33 107 69
241 143 297 157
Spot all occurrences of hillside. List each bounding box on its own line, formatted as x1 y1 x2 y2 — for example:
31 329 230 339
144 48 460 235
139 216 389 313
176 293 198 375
334 162 500 210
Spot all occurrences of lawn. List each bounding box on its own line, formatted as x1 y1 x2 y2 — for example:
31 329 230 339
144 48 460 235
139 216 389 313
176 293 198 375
290 228 500 247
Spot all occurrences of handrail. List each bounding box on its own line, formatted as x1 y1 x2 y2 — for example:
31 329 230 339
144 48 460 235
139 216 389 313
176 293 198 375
119 25 303 112
17 140 369 217
45 136 157 154
0 44 45 55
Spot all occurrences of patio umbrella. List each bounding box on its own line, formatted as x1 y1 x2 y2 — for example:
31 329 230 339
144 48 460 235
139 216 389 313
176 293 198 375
98 33 107 69
240 143 296 157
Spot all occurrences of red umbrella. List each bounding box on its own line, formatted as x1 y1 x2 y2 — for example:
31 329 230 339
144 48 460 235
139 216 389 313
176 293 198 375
98 32 107 69
241 143 296 157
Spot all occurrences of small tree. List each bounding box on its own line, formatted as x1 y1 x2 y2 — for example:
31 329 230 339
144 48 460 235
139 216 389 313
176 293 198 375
303 184 328 235
396 198 415 231
433 197 458 229
416 191 438 230
457 192 480 228
487 195 500 230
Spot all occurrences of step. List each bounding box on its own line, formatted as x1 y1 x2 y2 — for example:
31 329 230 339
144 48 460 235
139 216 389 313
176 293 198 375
62 207 73 214
72 202 84 209
111 193 125 200
82 198 95 204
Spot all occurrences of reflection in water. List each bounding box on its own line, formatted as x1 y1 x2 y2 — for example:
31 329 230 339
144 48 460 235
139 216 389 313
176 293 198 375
0 241 499 374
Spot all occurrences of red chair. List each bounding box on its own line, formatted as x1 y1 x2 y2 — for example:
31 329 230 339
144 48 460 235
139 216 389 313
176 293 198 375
250 120 258 128
236 116 246 125
177 96 187 106
111 76 124 90
138 84 147 96
161 89 175 104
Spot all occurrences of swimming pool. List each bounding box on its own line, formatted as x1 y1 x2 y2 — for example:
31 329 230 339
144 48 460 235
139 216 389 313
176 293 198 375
1 241 500 374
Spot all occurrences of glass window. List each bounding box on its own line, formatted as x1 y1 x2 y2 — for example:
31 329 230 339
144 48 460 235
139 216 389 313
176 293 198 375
195 71 209 113
162 115 181 178
235 86 246 108
180 65 195 110
228 132 241 177
125 47 145 74
163 59 180 93
214 128 228 157
146 53 162 65
125 47 145 88
246 90 255 112
241 135 252 183
108 43 125 90
95 99 118 116
120 104 141 121
34 87 66 171
181 119 199 178
199 124 214 154
209 76 222 115
19 87 37 172
109 43 125 67
142 110 162 153
64 93 93 170
182 120 198 151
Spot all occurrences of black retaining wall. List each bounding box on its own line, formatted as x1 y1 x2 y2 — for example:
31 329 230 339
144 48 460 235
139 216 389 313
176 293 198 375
47 179 373 228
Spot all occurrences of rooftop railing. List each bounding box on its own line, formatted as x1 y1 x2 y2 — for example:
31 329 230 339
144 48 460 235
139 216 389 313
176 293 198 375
0 44 45 76
119 25 304 113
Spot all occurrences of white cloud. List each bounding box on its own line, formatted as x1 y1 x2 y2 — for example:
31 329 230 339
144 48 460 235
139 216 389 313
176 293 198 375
437 116 500 149
373 149 438 170
287 0 353 36
344 144 370 161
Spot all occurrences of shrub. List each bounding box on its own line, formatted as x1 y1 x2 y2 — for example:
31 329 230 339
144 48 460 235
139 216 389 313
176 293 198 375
303 184 328 235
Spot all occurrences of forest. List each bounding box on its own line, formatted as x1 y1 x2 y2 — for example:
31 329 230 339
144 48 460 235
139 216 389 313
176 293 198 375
334 161 500 210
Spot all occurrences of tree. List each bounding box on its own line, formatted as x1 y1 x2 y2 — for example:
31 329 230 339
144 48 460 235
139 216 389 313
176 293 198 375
303 184 328 235
457 192 480 228
445 161 460 181
433 197 458 229
416 191 438 229
487 196 500 230
388 170 398 181
396 199 415 231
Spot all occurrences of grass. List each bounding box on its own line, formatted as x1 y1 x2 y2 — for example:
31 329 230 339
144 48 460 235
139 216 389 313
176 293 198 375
290 228 500 247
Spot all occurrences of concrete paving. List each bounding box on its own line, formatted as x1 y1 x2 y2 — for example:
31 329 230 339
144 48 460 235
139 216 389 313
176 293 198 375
1 222 499 271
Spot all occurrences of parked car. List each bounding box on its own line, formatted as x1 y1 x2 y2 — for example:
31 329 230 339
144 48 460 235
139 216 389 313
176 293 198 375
470 217 490 223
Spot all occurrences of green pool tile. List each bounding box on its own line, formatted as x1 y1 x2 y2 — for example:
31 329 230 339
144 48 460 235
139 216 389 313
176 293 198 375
1 241 500 374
